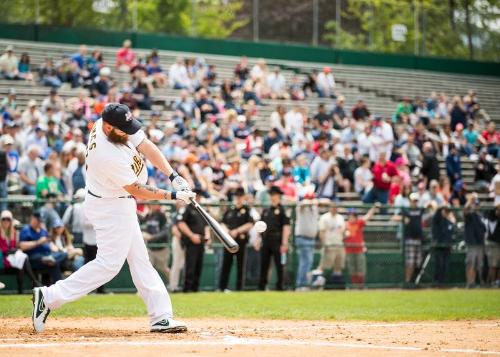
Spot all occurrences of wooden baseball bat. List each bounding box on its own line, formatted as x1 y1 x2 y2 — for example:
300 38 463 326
189 198 239 253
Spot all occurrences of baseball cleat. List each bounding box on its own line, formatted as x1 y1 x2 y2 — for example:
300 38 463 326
32 287 50 333
150 318 187 333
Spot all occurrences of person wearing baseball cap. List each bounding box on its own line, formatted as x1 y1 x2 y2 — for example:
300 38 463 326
31 103 194 334
397 191 425 286
258 185 290 291
101 103 142 137
176 186 209 293
219 187 254 292
1 45 19 79
19 210 67 287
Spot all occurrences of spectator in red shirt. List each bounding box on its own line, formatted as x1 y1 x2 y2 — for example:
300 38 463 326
363 152 398 205
388 157 410 204
388 175 402 204
115 39 137 72
481 122 500 158
344 204 379 288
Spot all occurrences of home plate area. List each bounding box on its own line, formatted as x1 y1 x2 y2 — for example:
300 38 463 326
1 318 499 356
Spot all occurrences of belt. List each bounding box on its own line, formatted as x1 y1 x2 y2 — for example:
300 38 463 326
88 190 133 199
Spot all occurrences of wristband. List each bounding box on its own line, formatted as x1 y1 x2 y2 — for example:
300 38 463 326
169 171 179 181
171 191 177 200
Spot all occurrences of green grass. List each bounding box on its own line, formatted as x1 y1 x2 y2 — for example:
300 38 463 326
2 290 499 321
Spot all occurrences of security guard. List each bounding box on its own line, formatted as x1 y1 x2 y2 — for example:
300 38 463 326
177 189 210 292
219 187 254 291
259 186 291 291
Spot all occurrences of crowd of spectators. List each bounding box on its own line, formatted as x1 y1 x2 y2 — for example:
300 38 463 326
0 41 498 292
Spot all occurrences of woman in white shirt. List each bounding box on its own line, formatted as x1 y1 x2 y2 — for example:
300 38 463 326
270 105 287 137
353 156 373 196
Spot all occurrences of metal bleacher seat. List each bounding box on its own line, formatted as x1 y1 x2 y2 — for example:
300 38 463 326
0 38 497 216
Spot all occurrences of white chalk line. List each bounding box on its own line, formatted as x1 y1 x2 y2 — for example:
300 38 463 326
227 322 500 332
0 336 499 355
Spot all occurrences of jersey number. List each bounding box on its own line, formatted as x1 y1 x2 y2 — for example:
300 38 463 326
85 125 98 170
131 155 144 177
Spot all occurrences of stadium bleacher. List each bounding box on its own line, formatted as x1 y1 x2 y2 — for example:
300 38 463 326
0 38 498 250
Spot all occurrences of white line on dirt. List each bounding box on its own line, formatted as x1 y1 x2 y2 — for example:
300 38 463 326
0 336 499 355
226 322 500 332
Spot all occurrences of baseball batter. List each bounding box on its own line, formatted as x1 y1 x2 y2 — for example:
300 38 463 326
32 104 194 333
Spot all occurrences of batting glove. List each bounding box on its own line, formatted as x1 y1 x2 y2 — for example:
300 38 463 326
172 190 196 204
169 172 191 191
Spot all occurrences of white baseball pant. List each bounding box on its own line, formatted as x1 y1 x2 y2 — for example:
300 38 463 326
42 195 172 324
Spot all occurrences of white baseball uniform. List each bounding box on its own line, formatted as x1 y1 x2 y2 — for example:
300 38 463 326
42 119 173 324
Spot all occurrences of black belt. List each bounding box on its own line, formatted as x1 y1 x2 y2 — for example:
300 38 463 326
88 190 133 199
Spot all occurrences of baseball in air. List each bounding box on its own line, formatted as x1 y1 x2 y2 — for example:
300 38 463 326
254 221 267 233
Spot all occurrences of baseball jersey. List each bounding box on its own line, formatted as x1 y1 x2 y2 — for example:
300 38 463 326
85 119 147 198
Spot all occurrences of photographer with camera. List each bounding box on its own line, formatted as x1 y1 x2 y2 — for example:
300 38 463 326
316 161 343 200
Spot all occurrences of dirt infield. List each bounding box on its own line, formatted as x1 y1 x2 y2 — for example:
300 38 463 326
0 318 499 356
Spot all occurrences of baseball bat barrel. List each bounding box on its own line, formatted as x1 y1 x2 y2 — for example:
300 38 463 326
189 198 239 253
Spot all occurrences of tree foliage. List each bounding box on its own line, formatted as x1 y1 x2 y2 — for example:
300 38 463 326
323 0 500 61
193 0 248 38
0 0 245 39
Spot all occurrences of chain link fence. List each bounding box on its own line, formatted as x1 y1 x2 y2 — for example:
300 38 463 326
0 196 496 293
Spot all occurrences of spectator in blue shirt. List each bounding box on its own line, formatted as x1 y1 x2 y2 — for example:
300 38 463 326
2 134 19 174
195 88 219 122
263 129 281 154
426 92 437 116
19 211 67 284
233 116 251 140
175 90 199 120
292 154 311 184
85 50 103 79
450 96 468 132
70 45 87 70
18 52 34 82
446 145 462 185
463 122 486 156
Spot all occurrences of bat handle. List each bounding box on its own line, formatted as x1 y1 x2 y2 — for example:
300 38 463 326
189 197 198 207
